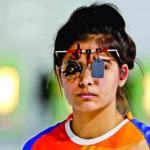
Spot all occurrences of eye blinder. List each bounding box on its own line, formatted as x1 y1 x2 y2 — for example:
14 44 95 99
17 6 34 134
62 60 82 78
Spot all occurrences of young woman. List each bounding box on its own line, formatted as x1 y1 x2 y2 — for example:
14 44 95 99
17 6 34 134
23 3 150 150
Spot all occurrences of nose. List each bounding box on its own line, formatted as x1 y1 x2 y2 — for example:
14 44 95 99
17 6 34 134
78 68 94 87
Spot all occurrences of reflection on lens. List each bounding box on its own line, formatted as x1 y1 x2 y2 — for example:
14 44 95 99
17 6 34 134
62 60 81 79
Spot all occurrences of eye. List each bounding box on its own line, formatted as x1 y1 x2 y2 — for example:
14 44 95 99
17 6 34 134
104 63 109 69
102 59 112 70
103 61 110 70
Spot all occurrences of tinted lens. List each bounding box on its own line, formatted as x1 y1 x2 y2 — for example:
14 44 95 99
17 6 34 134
62 60 81 78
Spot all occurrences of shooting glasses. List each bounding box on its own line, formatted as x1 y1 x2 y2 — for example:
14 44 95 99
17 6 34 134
55 44 121 79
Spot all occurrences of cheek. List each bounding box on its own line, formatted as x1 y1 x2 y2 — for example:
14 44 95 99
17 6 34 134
107 71 119 92
61 77 77 104
98 78 106 86
63 84 72 105
99 70 119 91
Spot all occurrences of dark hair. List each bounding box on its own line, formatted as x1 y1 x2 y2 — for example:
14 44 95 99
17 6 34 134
53 3 136 115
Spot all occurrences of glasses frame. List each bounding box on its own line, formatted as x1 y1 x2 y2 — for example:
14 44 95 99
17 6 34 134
55 48 121 79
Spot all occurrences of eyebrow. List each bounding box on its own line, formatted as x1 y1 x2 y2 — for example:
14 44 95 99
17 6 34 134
101 59 112 64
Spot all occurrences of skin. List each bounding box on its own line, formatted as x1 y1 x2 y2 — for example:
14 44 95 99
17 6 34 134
59 39 128 139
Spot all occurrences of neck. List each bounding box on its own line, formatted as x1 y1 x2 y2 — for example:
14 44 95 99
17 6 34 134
71 100 124 139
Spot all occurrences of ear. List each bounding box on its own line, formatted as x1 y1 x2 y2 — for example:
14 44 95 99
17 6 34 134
119 64 129 87
57 67 64 88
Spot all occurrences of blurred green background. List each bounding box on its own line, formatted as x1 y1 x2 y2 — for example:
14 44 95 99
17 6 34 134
0 0 150 149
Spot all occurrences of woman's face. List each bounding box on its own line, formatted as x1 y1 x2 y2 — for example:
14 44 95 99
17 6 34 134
60 40 122 112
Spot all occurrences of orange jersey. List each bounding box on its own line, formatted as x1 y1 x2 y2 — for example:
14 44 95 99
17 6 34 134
23 112 150 150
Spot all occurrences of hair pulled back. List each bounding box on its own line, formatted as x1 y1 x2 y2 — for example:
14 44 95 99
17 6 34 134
53 3 136 115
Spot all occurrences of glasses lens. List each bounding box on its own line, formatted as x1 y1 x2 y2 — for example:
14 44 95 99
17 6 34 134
62 60 81 78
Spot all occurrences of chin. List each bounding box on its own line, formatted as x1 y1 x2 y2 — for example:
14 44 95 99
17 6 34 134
75 103 102 112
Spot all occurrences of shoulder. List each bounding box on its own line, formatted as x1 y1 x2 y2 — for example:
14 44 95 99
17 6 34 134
130 119 150 148
23 121 65 150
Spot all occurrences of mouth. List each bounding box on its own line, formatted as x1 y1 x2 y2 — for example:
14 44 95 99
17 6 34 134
77 92 97 99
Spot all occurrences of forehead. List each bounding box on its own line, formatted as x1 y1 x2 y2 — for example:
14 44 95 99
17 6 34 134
62 40 114 62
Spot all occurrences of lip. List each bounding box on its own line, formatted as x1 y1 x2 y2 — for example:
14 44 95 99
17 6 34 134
77 92 97 98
